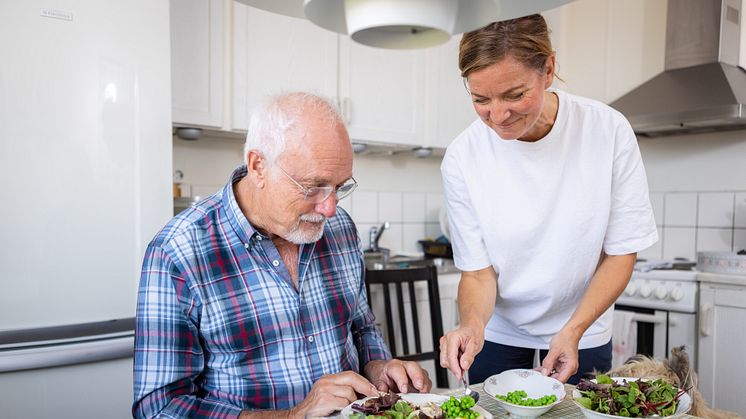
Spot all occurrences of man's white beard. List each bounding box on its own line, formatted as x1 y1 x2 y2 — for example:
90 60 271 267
283 213 327 244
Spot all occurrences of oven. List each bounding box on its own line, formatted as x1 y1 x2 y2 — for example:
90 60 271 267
613 269 699 369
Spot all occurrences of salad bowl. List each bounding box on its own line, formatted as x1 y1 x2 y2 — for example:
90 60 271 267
572 376 691 419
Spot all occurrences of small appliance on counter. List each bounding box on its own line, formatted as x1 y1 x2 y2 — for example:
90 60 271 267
697 250 746 275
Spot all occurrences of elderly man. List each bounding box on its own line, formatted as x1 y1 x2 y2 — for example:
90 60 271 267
133 92 431 418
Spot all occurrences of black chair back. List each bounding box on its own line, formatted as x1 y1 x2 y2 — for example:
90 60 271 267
364 265 449 388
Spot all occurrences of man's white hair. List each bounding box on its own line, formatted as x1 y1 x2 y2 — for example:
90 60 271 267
243 92 343 167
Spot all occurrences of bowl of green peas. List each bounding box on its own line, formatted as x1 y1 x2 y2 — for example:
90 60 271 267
483 369 565 418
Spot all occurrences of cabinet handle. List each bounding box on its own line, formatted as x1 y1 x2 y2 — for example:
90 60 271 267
342 97 351 124
699 303 712 337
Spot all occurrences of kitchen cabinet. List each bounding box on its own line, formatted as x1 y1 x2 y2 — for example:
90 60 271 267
697 274 746 416
170 0 226 128
169 1 478 148
231 3 338 132
424 38 477 149
338 38 426 146
549 0 666 103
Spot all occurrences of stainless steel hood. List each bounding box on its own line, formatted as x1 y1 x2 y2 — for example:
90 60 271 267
610 0 746 136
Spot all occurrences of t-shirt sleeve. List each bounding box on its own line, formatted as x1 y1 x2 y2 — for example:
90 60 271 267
604 118 659 255
441 147 493 271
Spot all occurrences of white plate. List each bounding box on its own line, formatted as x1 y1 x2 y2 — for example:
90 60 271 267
572 377 692 419
340 393 492 418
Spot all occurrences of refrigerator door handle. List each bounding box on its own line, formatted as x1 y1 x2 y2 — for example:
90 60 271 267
0 318 135 372
0 334 133 372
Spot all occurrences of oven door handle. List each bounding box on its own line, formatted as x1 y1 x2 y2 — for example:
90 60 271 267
699 303 712 337
630 313 666 324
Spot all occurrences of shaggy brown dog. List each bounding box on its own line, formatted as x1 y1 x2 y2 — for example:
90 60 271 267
605 346 741 419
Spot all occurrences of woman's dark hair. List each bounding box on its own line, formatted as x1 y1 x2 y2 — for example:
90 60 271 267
459 14 555 78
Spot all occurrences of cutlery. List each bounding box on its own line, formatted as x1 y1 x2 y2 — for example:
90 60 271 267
461 375 480 403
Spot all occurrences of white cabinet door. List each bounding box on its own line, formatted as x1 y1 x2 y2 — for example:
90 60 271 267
425 38 477 149
698 284 746 416
170 0 225 128
551 0 666 104
604 0 666 102
339 37 425 146
551 0 609 102
232 3 338 132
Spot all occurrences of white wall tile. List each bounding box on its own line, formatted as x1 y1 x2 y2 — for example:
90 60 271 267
377 223 403 253
664 193 697 227
735 192 746 228
425 193 445 223
352 190 378 223
697 192 734 227
378 192 403 222
734 229 746 252
425 223 442 240
337 196 352 216
649 192 665 226
662 227 696 260
403 193 426 223
402 224 426 254
637 236 662 260
696 228 733 253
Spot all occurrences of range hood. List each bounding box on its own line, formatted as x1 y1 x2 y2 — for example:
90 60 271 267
610 0 746 136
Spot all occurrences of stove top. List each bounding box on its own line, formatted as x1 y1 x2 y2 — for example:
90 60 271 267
619 260 700 312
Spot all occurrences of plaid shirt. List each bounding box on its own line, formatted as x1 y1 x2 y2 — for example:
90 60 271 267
133 166 390 418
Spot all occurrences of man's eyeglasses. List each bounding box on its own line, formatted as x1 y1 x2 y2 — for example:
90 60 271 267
276 165 358 204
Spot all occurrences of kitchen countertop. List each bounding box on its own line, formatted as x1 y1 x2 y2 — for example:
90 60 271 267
698 271 746 286
365 256 460 276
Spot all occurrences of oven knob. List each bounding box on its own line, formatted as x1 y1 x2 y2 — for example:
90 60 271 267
624 282 638 296
670 287 685 302
639 284 652 298
654 286 668 300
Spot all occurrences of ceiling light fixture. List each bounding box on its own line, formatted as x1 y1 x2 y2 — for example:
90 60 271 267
236 0 575 49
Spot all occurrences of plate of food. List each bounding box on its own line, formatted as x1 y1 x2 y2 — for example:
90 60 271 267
572 374 691 418
341 391 491 419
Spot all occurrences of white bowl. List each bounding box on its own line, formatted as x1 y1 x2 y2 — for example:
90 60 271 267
572 377 692 419
483 369 565 418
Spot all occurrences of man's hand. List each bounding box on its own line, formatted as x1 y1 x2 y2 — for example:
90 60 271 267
540 327 580 383
439 325 484 380
365 359 432 393
288 371 378 419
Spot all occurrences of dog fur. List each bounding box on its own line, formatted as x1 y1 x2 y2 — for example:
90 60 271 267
605 346 742 419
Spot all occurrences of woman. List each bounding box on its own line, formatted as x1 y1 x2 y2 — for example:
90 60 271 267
438 14 657 385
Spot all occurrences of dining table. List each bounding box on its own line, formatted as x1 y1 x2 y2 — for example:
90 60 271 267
446 382 701 418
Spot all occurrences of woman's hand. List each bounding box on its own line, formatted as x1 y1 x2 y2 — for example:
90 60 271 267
540 327 581 383
439 324 485 380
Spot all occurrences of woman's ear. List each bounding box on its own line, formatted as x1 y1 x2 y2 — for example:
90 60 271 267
543 55 556 88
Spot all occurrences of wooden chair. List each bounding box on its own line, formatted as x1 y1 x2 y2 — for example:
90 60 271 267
364 265 449 389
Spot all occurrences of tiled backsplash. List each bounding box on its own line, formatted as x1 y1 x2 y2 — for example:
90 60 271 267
639 191 746 261
341 190 446 255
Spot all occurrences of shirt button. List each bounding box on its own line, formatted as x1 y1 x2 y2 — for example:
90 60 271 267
307 335 314 343
256 235 263 241
272 260 280 267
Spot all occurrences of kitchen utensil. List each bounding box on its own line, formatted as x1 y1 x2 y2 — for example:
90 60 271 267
462 375 480 403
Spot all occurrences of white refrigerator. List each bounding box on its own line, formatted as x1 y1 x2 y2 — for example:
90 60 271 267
0 1 172 417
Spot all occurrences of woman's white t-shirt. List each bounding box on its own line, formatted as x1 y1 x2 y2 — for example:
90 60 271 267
441 89 658 349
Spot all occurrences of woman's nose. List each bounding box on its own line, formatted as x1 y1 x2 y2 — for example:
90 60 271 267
488 101 511 123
